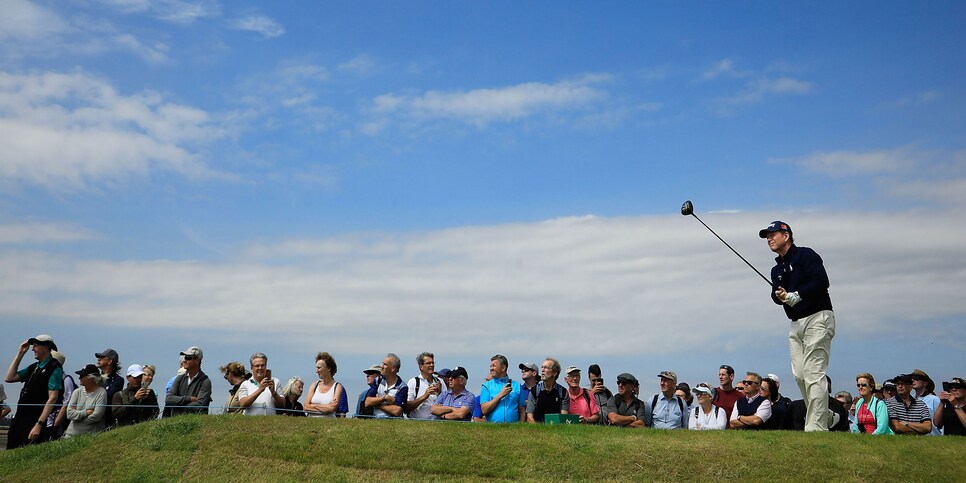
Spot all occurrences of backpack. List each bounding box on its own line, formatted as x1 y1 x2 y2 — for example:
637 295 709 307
693 405 720 420
650 394 686 427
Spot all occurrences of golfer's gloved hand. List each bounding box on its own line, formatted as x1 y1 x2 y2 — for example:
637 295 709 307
783 291 801 307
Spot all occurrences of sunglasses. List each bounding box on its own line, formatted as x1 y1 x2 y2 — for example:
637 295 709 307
183 355 197 361
856 383 869 388
742 380 759 386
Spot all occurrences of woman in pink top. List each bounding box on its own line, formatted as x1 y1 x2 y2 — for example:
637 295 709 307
850 372 893 434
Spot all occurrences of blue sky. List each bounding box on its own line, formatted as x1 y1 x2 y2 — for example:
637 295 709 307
2 1 964 409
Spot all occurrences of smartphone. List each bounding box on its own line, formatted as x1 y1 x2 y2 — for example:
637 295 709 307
265 369 273 381
943 381 950 392
505 378 513 389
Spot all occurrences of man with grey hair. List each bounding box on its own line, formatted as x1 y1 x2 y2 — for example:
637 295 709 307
164 346 212 416
730 372 772 430
526 357 569 423
405 352 442 420
365 353 408 418
431 367 476 421
237 352 284 416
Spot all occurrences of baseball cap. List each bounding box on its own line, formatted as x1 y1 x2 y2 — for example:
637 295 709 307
565 366 581 375
519 362 538 372
50 350 66 365
179 346 203 360
766 373 781 386
658 370 678 384
450 367 468 379
95 348 119 361
759 221 792 238
127 364 145 378
893 374 914 384
75 364 100 378
363 364 381 374
28 334 58 351
616 373 639 386
436 368 452 378
882 379 897 390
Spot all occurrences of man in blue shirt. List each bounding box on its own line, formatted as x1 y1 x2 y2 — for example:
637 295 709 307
647 370 688 429
431 367 476 421
479 354 525 423
364 353 408 418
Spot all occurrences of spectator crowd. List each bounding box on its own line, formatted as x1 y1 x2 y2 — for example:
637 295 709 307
4 334 964 450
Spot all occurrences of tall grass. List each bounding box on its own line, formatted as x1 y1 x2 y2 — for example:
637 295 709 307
1 415 962 481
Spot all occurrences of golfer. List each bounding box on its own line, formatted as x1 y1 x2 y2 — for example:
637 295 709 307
760 221 835 432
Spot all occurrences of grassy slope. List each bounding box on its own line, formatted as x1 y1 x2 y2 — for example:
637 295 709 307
0 415 963 482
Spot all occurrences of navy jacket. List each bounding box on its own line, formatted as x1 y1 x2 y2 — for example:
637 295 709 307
770 244 833 320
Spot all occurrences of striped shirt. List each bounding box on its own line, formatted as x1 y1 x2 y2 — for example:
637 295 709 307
886 396 930 423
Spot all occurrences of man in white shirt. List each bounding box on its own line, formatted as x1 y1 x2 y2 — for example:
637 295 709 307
405 352 442 419
236 352 284 416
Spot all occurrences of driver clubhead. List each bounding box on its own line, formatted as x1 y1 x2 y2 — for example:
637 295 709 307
681 200 694 216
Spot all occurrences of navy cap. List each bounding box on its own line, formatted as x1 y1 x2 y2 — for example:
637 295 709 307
894 374 914 384
759 220 792 238
450 366 468 379
75 364 100 378
436 368 452 378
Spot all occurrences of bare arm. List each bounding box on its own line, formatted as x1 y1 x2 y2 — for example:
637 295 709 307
5 341 29 383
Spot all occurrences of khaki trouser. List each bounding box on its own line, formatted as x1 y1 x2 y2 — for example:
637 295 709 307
789 309 835 432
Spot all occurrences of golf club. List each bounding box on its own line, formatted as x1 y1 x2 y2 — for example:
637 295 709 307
680 200 771 286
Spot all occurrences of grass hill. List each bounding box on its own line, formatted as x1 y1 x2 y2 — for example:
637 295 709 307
0 415 962 481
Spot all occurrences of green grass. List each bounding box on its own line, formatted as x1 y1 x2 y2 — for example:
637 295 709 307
1 416 963 481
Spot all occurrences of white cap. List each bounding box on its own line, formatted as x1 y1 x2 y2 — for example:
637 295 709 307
766 373 781 386
127 364 145 377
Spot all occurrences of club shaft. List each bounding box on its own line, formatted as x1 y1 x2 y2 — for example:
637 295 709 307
691 214 771 286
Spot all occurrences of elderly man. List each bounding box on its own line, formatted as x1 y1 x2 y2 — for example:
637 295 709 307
887 374 933 435
364 353 408 418
479 355 525 423
405 352 442 420
354 364 381 418
237 352 284 416
564 366 599 424
164 346 212 416
603 373 646 428
526 358 569 423
431 367 476 421
730 372 772 430
648 371 688 429
5 335 64 449
113 364 160 426
761 220 836 432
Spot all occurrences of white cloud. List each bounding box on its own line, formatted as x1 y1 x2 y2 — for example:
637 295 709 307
0 0 69 40
369 77 609 128
2 211 963 357
0 70 227 189
0 223 97 244
338 54 379 76
111 33 171 64
782 147 919 178
777 146 966 206
720 76 813 107
99 0 221 24
229 14 285 39
698 58 749 81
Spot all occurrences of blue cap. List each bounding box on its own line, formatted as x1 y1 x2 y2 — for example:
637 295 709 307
759 220 792 238
436 368 452 378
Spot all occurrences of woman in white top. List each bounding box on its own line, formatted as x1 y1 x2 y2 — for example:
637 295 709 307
65 364 108 438
304 352 344 418
689 382 728 430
